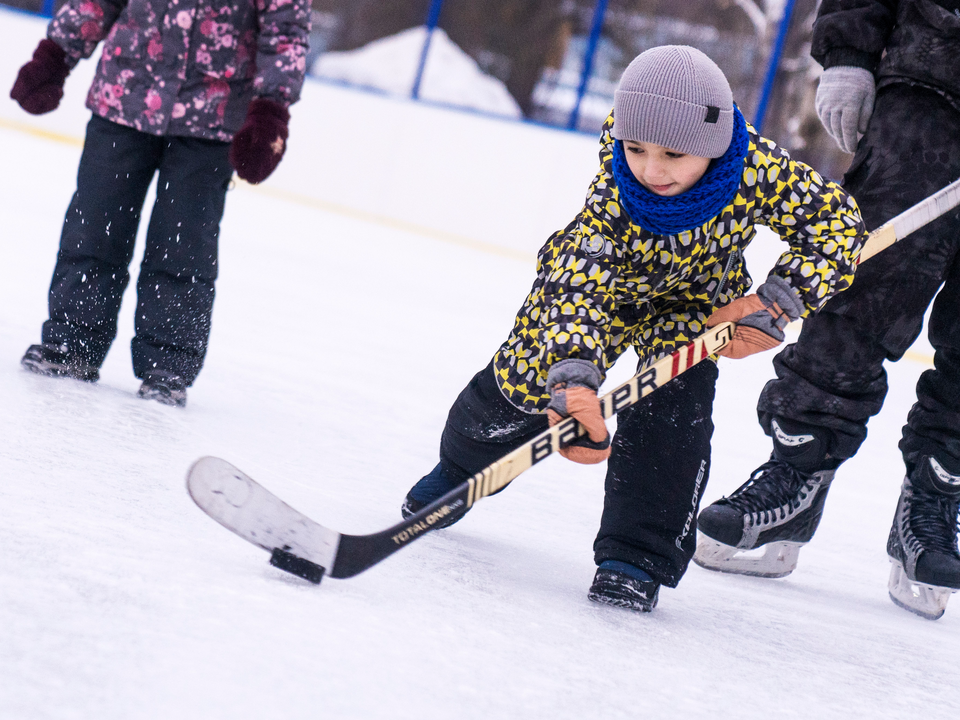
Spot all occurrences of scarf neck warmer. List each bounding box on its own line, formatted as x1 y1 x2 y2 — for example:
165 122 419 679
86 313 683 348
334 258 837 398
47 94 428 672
611 105 749 235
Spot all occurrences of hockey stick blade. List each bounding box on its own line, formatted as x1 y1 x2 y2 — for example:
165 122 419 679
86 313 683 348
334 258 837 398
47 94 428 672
857 175 960 265
186 322 734 582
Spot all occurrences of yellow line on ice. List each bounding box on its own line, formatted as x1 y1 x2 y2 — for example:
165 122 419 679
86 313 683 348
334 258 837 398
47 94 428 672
235 180 532 263
0 115 936 367
0 115 530 263
0 116 84 147
902 348 935 367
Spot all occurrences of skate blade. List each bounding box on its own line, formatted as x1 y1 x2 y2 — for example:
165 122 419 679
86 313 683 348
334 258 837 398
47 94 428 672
693 535 802 578
888 560 954 621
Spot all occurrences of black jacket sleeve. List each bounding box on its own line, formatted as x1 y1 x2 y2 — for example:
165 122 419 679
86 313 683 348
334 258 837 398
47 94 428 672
811 0 899 71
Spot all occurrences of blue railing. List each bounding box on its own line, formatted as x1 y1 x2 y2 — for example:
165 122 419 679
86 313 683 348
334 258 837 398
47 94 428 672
410 0 444 101
567 0 609 132
753 0 798 135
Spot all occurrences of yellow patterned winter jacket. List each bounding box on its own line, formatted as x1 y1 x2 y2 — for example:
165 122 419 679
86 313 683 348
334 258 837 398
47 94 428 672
493 115 867 413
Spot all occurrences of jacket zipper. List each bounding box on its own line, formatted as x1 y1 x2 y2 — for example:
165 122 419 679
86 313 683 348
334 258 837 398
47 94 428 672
711 247 741 305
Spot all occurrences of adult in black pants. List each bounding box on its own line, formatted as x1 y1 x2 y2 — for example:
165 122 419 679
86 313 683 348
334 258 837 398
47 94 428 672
695 0 960 620
10 0 309 406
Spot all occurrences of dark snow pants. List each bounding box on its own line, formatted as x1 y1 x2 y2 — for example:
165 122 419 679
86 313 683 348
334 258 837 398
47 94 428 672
757 84 960 473
437 358 717 588
41 115 232 384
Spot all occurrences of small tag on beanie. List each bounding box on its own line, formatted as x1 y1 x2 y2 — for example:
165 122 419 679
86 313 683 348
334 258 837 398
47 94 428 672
705 105 720 123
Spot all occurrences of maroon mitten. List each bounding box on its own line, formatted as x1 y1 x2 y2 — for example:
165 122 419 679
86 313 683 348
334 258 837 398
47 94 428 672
229 98 290 184
10 39 71 115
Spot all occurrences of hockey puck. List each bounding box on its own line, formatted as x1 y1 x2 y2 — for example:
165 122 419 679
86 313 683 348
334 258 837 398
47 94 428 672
269 547 325 584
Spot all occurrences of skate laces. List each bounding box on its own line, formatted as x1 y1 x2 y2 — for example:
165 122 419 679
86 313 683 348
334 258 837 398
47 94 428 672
722 458 811 515
908 488 960 557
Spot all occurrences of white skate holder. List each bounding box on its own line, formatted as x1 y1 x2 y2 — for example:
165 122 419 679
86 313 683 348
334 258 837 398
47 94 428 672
888 559 955 621
694 536 803 579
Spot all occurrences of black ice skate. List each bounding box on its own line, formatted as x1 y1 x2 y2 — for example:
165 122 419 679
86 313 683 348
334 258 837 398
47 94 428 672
887 456 960 620
694 418 836 578
21 343 99 382
588 561 660 612
138 371 188 408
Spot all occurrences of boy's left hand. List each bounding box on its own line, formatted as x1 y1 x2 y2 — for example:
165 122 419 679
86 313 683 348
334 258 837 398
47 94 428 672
706 277 803 359
707 295 783 358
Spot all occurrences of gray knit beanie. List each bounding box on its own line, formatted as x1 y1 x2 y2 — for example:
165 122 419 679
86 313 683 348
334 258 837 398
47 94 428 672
612 45 734 159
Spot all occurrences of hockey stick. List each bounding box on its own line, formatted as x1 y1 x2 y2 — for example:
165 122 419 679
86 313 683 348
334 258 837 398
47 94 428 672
187 322 734 584
857 175 960 265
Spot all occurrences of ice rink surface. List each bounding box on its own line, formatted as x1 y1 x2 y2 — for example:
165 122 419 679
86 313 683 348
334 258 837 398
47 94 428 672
0 9 955 719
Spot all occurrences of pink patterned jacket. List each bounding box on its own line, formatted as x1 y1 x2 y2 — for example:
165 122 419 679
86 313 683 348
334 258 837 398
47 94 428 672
48 0 310 141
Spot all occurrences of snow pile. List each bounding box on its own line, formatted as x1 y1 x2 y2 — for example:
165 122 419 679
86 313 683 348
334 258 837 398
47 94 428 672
312 26 523 119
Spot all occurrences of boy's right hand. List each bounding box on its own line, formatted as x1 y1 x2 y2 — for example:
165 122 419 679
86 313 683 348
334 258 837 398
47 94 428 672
546 384 611 464
10 39 71 115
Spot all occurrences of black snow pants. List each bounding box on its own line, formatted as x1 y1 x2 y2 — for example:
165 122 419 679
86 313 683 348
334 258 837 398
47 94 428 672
41 115 233 385
757 84 960 473
437 358 718 588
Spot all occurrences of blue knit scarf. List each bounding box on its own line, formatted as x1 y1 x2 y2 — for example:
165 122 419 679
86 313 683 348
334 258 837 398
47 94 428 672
610 105 749 235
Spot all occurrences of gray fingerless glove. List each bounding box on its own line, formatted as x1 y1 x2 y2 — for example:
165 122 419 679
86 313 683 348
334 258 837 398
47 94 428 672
738 276 804 342
816 66 875 154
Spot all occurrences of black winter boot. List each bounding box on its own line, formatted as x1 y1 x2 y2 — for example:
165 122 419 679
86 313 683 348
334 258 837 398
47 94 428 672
138 370 187 408
588 561 660 613
887 456 960 620
694 418 837 578
21 343 99 382
401 463 468 528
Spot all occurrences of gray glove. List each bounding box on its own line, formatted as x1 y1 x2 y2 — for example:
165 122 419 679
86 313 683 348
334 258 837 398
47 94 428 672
738 276 804 341
815 66 875 154
545 358 602 415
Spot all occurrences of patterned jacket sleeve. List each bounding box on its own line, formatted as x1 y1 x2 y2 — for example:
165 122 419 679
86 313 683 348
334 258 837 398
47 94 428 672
811 0 897 71
253 0 311 105
48 0 127 66
636 297 714 365
536 204 623 373
752 133 867 316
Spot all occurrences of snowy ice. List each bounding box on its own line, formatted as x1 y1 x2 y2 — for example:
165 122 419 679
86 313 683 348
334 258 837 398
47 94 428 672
0 8 955 720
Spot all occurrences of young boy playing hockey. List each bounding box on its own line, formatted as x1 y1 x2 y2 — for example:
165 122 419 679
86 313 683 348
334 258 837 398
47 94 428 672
400 45 867 613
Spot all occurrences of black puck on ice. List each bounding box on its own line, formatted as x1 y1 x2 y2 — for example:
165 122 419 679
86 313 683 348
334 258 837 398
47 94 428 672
269 547 325 584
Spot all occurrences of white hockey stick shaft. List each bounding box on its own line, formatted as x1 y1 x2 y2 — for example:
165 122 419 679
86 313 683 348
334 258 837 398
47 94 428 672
857 176 960 265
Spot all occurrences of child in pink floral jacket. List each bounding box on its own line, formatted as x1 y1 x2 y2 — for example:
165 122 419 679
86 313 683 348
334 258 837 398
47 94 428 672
10 0 310 407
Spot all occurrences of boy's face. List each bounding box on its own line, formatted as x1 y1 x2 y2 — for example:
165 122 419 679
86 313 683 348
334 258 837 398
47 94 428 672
622 140 711 196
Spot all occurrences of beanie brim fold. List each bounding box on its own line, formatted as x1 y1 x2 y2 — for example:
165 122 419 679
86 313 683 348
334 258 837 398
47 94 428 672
612 90 733 158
